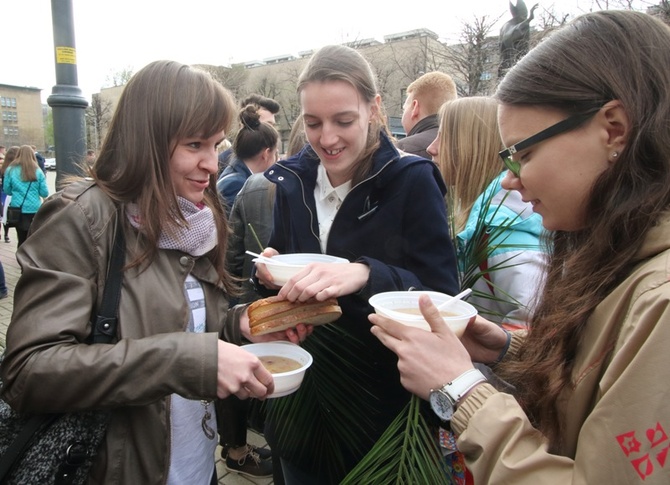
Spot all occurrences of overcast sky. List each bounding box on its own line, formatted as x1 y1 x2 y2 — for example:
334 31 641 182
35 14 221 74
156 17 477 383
3 0 651 102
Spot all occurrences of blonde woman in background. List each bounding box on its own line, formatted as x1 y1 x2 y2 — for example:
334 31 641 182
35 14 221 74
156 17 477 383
3 145 49 246
427 96 546 327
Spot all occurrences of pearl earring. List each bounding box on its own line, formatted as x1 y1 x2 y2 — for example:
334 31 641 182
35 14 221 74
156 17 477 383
612 151 619 158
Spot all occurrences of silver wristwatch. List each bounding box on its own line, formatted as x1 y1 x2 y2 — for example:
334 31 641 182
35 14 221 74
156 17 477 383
429 368 487 421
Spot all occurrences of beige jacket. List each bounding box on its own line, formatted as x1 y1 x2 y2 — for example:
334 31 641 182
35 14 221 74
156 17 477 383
451 213 670 484
1 181 243 484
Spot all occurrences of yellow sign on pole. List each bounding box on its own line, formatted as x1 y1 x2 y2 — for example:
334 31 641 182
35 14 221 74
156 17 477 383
55 46 77 64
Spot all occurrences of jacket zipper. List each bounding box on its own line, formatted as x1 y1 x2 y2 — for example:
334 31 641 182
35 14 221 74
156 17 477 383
273 154 401 250
273 162 320 245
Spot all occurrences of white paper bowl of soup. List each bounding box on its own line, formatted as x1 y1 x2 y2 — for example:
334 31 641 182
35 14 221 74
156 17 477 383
242 342 313 398
257 253 349 286
368 291 477 336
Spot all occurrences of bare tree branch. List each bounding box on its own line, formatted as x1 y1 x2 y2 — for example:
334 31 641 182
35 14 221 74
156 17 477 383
85 93 113 150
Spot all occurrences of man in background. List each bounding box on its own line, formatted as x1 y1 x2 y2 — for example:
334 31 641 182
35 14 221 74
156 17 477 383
85 149 96 168
31 145 46 174
397 71 457 159
218 94 280 177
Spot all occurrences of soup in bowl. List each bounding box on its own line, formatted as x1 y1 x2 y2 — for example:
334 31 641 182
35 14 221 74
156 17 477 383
368 291 477 336
242 342 313 398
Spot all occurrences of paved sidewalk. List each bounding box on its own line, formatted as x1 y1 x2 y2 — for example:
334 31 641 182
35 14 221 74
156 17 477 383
0 172 274 485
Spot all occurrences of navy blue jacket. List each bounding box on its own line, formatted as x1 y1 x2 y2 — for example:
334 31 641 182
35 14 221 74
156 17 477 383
34 151 46 174
216 157 252 216
261 132 459 480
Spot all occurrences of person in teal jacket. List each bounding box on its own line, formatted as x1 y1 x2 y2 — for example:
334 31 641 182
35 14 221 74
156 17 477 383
458 172 545 326
3 145 49 246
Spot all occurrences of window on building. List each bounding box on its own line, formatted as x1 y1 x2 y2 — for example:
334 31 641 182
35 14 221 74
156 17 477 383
11 98 16 108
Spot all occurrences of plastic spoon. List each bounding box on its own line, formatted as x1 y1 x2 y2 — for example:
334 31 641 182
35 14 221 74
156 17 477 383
245 250 296 266
435 288 472 312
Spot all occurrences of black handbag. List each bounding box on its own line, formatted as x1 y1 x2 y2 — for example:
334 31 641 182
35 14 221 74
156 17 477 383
5 182 32 229
4 207 21 228
0 221 125 485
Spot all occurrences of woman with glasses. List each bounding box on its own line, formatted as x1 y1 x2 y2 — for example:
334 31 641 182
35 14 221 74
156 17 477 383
370 11 670 484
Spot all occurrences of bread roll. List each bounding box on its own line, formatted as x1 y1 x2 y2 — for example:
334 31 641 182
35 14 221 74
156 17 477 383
248 295 342 336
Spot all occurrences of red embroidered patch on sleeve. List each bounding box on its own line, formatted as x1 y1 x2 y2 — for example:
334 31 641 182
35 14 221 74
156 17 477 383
616 423 669 480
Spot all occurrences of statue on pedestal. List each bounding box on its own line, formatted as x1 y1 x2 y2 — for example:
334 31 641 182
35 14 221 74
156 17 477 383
498 0 538 78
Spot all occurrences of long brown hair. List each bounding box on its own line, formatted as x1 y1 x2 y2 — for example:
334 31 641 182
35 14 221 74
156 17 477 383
495 11 670 446
92 60 237 290
11 145 40 181
297 45 388 186
1 146 19 176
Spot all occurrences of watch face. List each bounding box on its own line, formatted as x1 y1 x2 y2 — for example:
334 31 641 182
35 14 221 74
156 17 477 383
429 390 454 421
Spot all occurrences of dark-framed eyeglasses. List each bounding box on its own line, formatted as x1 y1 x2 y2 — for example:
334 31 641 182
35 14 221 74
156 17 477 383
499 108 601 177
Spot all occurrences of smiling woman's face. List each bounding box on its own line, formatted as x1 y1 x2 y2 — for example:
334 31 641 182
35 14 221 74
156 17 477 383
498 104 610 232
301 80 378 187
169 130 225 204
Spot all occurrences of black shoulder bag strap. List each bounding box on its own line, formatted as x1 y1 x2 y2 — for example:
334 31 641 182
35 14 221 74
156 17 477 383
0 219 125 483
91 221 125 344
17 182 33 210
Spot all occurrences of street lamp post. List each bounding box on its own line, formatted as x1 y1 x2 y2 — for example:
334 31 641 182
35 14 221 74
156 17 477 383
47 0 88 190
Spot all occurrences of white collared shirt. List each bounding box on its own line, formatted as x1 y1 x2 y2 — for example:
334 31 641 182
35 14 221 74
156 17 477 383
314 164 352 253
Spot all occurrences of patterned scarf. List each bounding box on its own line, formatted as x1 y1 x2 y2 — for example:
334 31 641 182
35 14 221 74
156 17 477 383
126 197 218 257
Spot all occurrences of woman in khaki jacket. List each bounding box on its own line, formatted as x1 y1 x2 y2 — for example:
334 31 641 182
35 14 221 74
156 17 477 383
371 11 670 484
1 61 306 484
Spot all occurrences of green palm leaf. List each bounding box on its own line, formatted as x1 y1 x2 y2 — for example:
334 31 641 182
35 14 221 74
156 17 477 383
266 323 385 478
452 187 538 317
341 395 454 485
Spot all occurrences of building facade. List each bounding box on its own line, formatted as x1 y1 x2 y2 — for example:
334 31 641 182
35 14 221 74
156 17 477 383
93 28 499 150
0 84 45 151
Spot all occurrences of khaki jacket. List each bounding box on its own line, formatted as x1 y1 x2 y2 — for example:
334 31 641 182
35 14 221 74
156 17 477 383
451 213 670 484
1 180 243 484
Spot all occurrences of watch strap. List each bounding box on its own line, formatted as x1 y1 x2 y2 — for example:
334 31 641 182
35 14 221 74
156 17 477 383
442 368 487 405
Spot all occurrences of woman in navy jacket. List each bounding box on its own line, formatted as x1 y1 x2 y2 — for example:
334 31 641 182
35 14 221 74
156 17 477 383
255 44 459 484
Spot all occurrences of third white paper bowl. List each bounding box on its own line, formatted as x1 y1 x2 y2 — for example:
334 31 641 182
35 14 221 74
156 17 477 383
368 291 477 336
